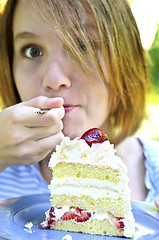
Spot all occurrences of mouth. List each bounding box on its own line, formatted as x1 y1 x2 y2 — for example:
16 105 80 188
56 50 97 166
64 105 78 113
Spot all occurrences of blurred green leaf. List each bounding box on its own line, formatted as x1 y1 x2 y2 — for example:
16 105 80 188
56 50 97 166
148 24 159 92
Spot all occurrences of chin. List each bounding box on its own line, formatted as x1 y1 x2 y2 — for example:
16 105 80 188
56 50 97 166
62 127 81 139
62 123 96 140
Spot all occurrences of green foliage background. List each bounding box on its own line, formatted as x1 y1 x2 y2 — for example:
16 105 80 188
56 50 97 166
148 24 159 94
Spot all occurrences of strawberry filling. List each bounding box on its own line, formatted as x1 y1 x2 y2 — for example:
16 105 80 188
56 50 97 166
60 207 91 222
109 212 125 230
41 206 125 231
41 206 92 229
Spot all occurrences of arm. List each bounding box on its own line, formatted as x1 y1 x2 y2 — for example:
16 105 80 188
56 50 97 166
0 96 64 173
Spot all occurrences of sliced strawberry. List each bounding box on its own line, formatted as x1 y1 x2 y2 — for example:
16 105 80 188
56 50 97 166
75 211 91 222
109 213 125 230
60 208 91 223
80 128 108 146
74 207 82 215
115 217 125 230
60 210 78 220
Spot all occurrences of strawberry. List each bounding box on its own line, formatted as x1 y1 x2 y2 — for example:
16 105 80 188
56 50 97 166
47 218 56 226
76 211 91 222
115 217 125 230
74 207 82 215
61 210 78 220
109 213 125 230
49 206 55 218
60 208 91 222
80 128 108 146
41 206 56 229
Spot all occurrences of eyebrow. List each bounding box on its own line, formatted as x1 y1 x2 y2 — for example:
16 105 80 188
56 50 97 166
14 32 38 42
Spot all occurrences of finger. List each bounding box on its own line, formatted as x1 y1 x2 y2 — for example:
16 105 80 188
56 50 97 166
5 131 64 165
27 106 65 127
10 105 65 127
33 131 64 153
32 150 52 163
23 96 64 109
25 120 63 141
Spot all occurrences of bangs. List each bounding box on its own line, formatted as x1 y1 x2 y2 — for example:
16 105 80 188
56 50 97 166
32 1 99 66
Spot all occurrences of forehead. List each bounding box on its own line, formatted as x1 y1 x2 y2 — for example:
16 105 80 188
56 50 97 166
33 0 96 25
13 0 99 39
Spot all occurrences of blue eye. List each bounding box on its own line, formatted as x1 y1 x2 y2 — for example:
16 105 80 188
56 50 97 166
24 46 43 58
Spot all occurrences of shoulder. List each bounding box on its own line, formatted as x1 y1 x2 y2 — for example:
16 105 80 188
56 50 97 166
115 136 144 163
116 136 148 201
116 136 159 162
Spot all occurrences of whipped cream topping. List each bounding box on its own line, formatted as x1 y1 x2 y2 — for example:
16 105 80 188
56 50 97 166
49 137 126 170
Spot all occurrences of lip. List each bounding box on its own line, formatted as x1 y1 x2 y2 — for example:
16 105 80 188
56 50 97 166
64 105 77 113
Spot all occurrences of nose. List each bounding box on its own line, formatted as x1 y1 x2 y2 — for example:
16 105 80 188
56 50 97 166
42 53 71 92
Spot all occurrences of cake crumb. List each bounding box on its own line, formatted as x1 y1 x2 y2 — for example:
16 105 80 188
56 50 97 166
61 234 72 240
24 222 33 229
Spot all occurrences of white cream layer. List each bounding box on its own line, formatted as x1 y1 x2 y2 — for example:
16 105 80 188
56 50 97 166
49 177 129 196
50 185 130 199
45 206 109 221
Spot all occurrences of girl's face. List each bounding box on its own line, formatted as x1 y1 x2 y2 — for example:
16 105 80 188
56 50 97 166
12 1 111 138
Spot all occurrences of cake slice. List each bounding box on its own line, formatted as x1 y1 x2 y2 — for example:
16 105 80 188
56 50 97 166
41 128 135 238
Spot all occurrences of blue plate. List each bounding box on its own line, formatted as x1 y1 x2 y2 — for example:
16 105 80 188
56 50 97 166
0 194 159 240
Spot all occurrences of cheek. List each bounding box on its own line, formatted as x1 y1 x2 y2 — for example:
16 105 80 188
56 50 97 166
13 59 42 101
86 79 110 120
88 54 112 120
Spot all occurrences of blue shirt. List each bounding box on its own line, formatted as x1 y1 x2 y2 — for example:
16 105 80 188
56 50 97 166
0 164 49 201
138 137 159 203
0 137 159 202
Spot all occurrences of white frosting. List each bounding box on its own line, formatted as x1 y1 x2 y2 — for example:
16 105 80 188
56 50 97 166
49 185 130 199
49 136 130 201
47 135 134 237
49 177 129 198
49 137 127 170
50 177 125 190
62 235 72 240
24 222 33 229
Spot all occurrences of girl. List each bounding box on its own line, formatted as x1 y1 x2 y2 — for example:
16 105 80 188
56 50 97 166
0 0 159 205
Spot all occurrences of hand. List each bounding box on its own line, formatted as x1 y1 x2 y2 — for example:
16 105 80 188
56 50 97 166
0 96 64 172
155 199 159 208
